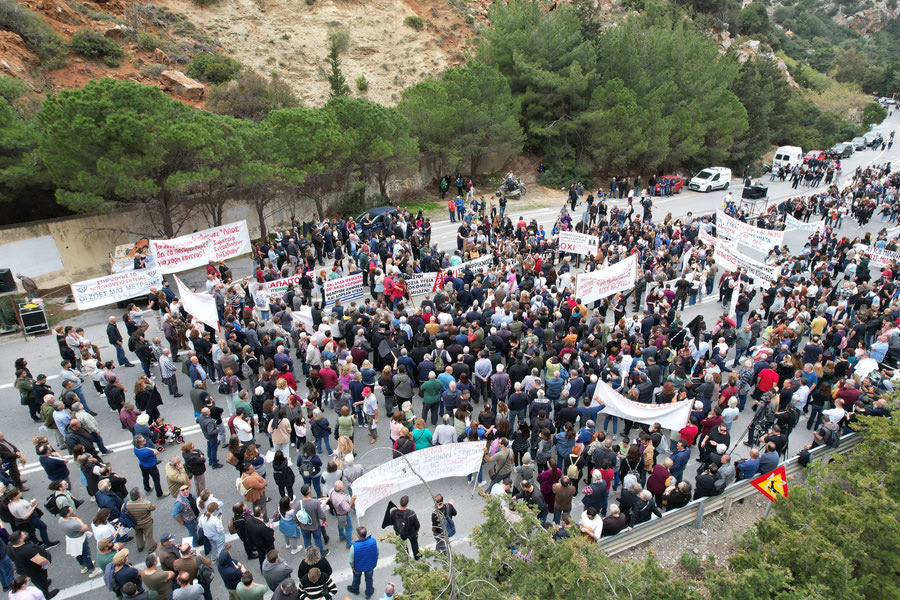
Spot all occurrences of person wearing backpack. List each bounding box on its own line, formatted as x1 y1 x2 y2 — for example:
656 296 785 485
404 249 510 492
389 495 421 561
172 543 213 600
296 443 324 497
293 485 327 555
430 495 457 554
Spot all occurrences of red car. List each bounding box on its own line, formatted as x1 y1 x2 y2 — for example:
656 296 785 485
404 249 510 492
654 175 683 195
803 150 826 163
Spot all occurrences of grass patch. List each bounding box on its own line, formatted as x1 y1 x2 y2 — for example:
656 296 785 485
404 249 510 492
355 75 368 91
186 52 242 84
70 30 125 67
0 0 69 68
137 32 166 52
404 15 425 30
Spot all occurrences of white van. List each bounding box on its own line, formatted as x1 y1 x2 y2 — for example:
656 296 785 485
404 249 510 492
688 167 732 192
772 145 803 169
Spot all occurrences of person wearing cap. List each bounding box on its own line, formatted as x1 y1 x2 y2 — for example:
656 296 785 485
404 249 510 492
360 386 379 444
111 548 144 596
156 533 179 571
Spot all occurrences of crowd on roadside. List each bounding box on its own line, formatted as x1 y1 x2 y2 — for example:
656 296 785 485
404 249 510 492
1 158 897 599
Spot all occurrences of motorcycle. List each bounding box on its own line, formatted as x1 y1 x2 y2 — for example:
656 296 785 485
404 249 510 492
497 175 527 200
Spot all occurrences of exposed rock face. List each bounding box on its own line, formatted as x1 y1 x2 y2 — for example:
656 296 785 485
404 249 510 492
0 32 38 82
160 70 205 101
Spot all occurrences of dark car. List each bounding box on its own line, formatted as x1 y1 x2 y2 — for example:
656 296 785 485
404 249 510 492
653 175 683 195
829 143 853 159
355 207 398 234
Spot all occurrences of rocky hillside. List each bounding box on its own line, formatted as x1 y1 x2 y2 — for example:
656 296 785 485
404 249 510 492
0 0 480 105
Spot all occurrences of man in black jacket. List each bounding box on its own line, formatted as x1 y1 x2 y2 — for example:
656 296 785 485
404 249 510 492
243 505 274 570
107 316 134 368
629 490 662 527
513 480 548 521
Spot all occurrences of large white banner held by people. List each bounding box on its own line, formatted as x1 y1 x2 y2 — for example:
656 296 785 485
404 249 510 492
857 244 900 267
784 213 823 232
352 442 485 516
575 254 637 304
174 275 219 329
713 240 778 284
248 274 302 304
71 268 163 310
406 271 445 297
716 210 784 252
592 379 693 431
323 272 364 307
150 221 253 274
559 231 600 256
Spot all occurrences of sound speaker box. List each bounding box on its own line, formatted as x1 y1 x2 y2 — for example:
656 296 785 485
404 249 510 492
0 269 14 294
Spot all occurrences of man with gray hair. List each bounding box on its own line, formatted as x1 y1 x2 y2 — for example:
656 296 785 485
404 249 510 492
433 414 457 445
629 489 662 527
602 504 628 537
159 348 182 397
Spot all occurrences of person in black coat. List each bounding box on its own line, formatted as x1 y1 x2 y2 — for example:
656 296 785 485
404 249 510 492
661 481 693 511
694 464 719 500
244 505 275 570
618 482 642 522
231 503 257 561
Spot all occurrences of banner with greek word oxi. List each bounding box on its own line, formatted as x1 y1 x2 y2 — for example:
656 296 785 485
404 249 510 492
574 254 637 304
592 379 693 431
150 221 253 274
559 231 600 256
174 275 219 329
71 267 163 310
716 210 784 252
323 272 364 307
248 274 303 303
784 213 824 232
857 244 900 268
352 442 485 516
714 240 777 283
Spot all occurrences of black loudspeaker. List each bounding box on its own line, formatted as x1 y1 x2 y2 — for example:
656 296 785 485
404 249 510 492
0 269 14 294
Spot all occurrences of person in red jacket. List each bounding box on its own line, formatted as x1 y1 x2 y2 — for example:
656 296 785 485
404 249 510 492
755 366 779 399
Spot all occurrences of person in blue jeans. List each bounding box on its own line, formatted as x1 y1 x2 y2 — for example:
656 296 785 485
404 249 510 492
328 481 355 549
297 443 323 498
0 530 13 591
311 410 333 455
348 526 378 599
294 485 327 553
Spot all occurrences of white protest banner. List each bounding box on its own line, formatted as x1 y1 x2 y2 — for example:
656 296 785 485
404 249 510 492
248 274 303 303
716 210 784 252
452 254 492 276
559 231 599 256
713 241 777 283
574 254 637 304
698 227 717 247
784 213 823 232
71 267 163 311
150 221 253 274
291 306 314 332
323 272 364 307
857 244 900 268
714 243 777 284
352 442 485 516
592 379 693 431
406 271 444 297
174 275 219 329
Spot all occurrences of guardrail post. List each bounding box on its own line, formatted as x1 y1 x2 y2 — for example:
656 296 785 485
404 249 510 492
723 497 733 518
694 501 705 529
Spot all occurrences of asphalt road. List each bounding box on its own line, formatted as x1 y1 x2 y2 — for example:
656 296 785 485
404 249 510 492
0 113 897 599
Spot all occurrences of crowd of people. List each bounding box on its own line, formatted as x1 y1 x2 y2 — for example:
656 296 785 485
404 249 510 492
2 157 898 599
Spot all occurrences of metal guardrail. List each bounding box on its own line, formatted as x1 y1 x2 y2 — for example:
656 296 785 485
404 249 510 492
600 433 861 556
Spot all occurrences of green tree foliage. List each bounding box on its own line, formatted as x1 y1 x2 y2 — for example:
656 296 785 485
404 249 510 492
37 78 218 236
207 72 300 122
728 56 794 165
70 31 125 68
862 101 888 127
399 62 524 177
322 97 418 201
394 496 704 600
186 53 243 84
710 414 900 600
477 0 597 160
326 32 351 98
591 7 748 172
737 1 768 35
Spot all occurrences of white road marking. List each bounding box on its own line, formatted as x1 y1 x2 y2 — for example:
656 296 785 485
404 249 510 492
0 374 58 390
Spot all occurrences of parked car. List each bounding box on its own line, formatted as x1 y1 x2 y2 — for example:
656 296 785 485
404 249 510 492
864 131 883 147
851 136 867 150
688 167 731 192
653 175 683 195
355 206 398 234
829 143 853 159
803 150 827 164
